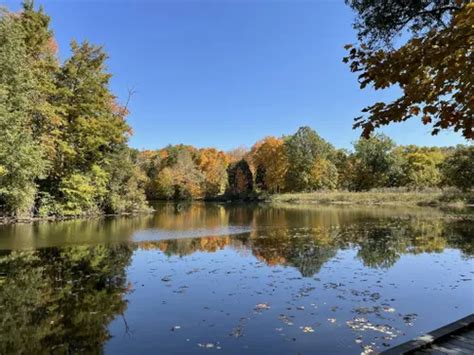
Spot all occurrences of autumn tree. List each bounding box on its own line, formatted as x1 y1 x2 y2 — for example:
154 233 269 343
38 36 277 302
309 158 339 190
227 159 253 196
397 146 446 188
255 165 267 191
345 0 473 139
251 136 289 193
153 148 204 200
197 148 228 197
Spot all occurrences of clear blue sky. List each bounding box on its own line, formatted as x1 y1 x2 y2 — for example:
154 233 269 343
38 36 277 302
5 0 468 150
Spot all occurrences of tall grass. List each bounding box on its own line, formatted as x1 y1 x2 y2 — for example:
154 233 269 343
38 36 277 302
268 188 471 207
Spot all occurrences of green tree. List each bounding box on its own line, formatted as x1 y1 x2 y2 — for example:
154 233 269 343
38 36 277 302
332 149 354 190
351 134 402 190
0 244 133 353
18 1 62 165
441 145 474 191
52 41 134 214
58 165 108 216
103 147 148 213
285 126 335 191
0 11 45 216
55 41 130 174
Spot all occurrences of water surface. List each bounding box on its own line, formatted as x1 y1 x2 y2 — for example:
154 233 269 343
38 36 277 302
0 204 473 354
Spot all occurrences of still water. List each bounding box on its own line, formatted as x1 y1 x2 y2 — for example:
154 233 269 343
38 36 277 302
0 203 472 354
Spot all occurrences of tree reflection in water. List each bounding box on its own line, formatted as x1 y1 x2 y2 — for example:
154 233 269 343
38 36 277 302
140 217 473 272
0 244 133 353
0 206 472 353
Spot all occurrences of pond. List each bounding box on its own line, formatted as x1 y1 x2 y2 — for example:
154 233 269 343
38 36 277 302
0 203 473 354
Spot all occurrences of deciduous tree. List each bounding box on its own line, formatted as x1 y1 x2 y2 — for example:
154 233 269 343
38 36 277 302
345 0 473 139
251 137 289 193
285 127 335 191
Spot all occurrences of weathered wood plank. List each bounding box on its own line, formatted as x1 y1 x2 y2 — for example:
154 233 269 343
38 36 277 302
452 335 474 346
447 338 474 351
381 314 474 354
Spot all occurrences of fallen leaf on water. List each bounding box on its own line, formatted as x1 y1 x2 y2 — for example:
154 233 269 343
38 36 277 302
301 326 314 333
254 303 270 312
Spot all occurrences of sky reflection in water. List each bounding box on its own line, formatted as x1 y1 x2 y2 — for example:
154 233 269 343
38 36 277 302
0 204 473 354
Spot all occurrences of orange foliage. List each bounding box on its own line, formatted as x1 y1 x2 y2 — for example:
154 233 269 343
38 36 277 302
198 148 228 196
250 136 289 193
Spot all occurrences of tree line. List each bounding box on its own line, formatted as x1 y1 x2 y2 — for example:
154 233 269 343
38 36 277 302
0 2 472 218
138 127 473 201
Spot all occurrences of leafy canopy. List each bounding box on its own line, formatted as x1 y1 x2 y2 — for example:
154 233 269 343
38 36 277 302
345 0 473 139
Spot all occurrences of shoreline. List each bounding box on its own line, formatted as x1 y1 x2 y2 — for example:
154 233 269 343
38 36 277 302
1 191 472 225
0 209 155 226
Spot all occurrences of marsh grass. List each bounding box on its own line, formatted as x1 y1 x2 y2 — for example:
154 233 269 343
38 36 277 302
268 188 472 208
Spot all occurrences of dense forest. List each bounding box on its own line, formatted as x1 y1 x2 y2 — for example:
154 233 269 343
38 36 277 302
138 129 473 201
0 2 472 219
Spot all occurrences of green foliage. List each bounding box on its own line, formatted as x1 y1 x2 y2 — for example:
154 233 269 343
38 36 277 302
155 167 176 200
351 134 403 190
332 149 354 190
103 148 148 213
441 145 474 191
0 3 148 218
55 41 130 173
285 126 335 191
59 169 104 216
0 244 133 353
0 10 45 216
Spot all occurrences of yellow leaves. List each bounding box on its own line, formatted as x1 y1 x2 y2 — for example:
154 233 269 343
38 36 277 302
309 158 338 190
198 148 228 196
250 137 289 193
0 165 7 177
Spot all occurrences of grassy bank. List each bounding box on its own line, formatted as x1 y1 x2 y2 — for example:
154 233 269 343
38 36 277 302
267 188 473 208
